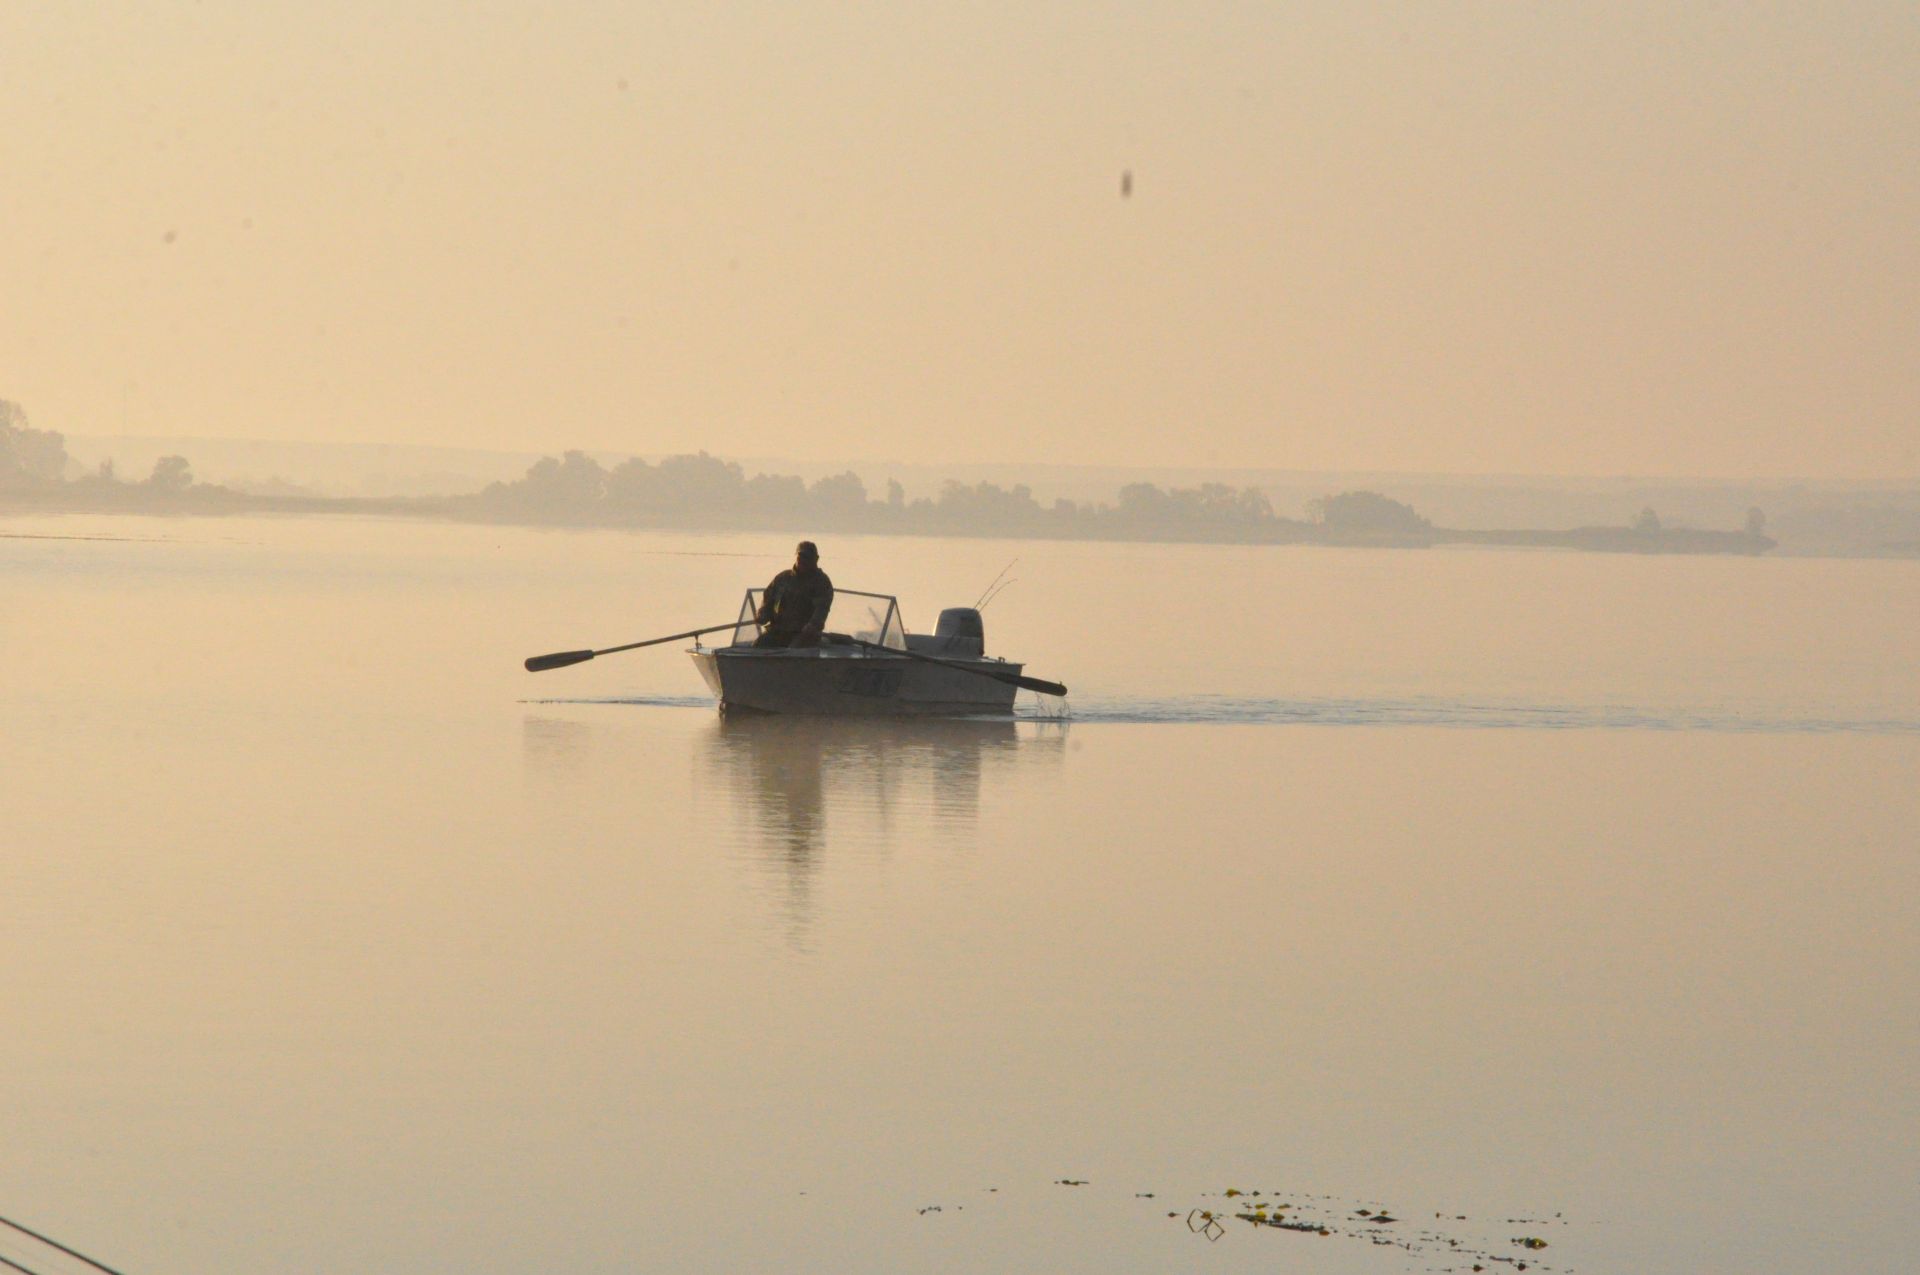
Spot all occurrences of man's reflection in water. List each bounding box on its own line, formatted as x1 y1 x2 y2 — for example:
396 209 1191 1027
701 713 1062 947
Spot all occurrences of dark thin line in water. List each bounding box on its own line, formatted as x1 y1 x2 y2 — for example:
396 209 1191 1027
0 1215 130 1275
0 1253 47 1275
614 549 768 557
0 532 172 544
528 541 767 557
521 695 717 709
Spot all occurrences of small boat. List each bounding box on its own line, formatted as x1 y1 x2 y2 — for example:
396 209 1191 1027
689 588 1049 717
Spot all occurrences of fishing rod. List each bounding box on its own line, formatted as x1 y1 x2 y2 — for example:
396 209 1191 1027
973 558 1016 610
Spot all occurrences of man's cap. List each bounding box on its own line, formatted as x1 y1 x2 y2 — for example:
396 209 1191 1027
796 540 819 559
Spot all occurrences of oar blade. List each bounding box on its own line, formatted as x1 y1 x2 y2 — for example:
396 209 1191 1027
1014 674 1068 697
525 649 595 673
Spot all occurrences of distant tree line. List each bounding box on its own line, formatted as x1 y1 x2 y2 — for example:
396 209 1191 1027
2 399 199 497
3 396 1780 553
3 402 1441 543
453 448 1440 544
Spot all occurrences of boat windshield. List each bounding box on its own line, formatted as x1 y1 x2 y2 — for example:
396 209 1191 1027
729 588 907 649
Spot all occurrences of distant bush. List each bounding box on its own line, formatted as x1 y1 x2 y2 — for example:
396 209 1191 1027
0 400 70 488
1307 491 1432 536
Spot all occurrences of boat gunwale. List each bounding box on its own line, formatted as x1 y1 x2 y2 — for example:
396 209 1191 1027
694 644 1021 670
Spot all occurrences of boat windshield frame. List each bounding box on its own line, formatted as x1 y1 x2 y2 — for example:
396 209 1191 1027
728 588 908 649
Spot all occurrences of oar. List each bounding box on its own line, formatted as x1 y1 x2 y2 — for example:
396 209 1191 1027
832 634 1067 697
0 1212 131 1275
525 622 743 672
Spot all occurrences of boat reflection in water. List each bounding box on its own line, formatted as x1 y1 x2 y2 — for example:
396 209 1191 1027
699 713 1064 945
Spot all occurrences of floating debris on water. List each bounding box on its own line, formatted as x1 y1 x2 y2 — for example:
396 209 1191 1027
886 1175 1575 1268
1180 1185 1575 1269
1247 1216 1331 1235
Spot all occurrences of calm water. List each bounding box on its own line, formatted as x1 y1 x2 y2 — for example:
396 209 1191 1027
2 515 1915 1274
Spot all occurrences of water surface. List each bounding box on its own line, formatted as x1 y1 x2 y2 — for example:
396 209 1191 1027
2 515 1914 1273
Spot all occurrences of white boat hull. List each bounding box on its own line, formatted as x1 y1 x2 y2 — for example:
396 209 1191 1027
690 647 1021 717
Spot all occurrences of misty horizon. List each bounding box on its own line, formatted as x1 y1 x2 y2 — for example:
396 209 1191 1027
56 428 1920 493
12 418 1911 557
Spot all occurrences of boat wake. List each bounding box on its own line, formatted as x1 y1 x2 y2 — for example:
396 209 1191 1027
522 693 1919 734
1039 694 1920 734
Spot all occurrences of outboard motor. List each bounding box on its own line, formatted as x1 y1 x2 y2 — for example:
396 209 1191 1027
931 607 985 657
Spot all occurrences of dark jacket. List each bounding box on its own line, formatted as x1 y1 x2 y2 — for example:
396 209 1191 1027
757 566 834 636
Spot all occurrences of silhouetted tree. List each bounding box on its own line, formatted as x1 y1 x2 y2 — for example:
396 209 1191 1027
603 457 662 511
0 399 70 486
1634 506 1661 532
147 455 194 492
1308 491 1431 535
654 452 746 512
541 451 606 507
935 480 1043 526
1116 482 1172 520
744 472 808 520
809 471 867 513
1746 507 1767 536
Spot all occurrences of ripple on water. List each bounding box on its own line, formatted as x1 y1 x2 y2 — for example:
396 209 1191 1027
1049 695 1920 733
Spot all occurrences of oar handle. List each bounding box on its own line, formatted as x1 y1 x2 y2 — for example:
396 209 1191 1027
834 635 1067 698
525 622 744 673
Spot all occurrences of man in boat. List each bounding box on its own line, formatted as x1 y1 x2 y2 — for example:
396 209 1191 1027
754 540 834 648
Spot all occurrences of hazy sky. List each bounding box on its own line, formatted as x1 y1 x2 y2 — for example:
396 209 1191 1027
3 2 1914 477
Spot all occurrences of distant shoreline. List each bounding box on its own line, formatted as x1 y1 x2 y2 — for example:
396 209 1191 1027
8 406 1914 556
0 483 1787 557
